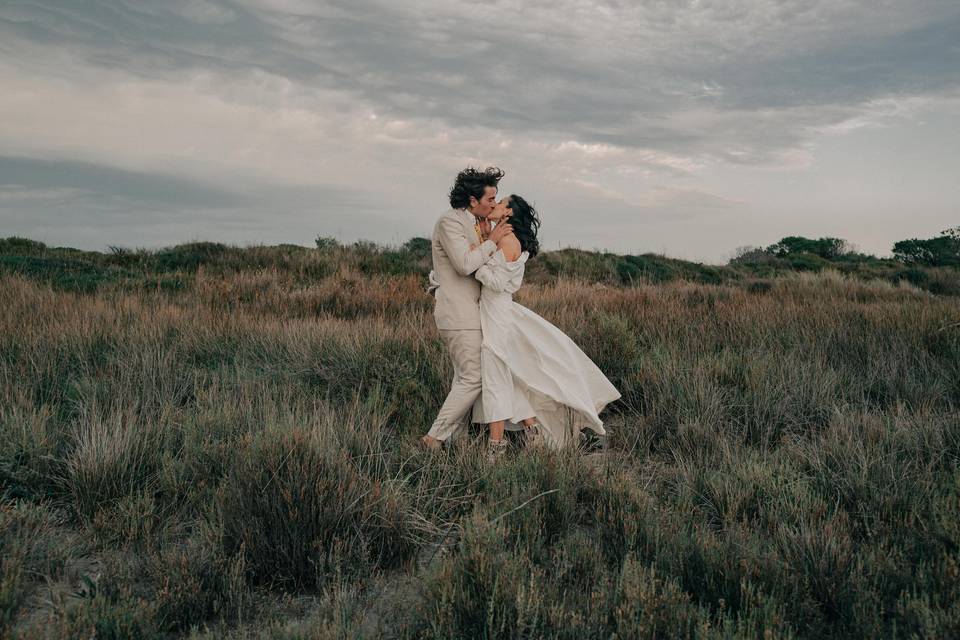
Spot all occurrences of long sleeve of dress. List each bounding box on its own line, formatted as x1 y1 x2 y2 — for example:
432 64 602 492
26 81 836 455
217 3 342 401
475 251 516 293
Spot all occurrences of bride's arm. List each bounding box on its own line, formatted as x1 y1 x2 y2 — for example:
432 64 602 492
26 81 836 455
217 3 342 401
474 248 511 292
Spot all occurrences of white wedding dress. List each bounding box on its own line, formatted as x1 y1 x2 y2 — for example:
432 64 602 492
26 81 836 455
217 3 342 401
468 248 621 448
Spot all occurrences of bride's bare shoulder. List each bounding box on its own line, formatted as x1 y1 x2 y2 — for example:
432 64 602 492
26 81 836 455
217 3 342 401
500 234 522 262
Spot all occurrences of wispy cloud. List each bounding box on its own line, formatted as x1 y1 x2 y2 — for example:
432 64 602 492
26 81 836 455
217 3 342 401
0 1 958 260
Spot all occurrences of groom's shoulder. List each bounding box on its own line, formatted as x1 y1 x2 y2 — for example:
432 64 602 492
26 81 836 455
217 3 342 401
434 208 464 230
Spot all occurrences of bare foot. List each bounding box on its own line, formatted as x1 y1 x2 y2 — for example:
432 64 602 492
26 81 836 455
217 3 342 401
419 435 443 451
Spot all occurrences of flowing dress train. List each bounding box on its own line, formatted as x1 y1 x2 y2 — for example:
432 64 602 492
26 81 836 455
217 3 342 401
469 248 621 448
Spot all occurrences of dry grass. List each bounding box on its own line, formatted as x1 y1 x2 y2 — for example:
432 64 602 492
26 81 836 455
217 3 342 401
1 254 959 638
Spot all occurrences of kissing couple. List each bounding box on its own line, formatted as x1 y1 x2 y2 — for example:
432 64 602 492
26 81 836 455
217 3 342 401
419 167 621 462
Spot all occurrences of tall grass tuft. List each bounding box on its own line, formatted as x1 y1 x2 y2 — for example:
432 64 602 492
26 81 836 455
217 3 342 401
62 408 163 523
211 408 416 591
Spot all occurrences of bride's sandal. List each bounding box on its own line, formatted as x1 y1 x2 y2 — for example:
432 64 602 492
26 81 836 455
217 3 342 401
523 422 544 448
485 437 510 463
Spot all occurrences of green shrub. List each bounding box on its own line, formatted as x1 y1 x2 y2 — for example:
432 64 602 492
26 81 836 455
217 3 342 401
212 425 414 590
0 255 130 292
0 501 77 633
0 406 64 502
149 536 247 632
893 229 960 267
315 235 340 251
53 568 160 640
0 237 47 255
767 236 851 259
149 241 235 272
415 512 723 639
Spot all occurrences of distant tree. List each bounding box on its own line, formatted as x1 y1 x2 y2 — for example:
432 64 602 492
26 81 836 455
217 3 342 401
892 239 934 264
351 240 380 255
315 236 339 251
729 245 777 266
402 237 431 260
765 236 850 259
892 228 960 266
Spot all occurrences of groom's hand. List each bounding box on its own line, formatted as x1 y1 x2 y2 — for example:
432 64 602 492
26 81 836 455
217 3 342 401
478 218 492 239
489 221 514 244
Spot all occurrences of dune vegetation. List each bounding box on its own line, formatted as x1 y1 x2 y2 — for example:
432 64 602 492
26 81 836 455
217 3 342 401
1 236 958 638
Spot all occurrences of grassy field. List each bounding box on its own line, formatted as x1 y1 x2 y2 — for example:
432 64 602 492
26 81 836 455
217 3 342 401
1 238 959 638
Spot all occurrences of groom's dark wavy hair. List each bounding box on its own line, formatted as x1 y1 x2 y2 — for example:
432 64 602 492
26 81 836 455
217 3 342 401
448 166 505 209
506 194 540 259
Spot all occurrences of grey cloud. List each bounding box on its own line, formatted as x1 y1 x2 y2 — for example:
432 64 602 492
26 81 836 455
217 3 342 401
0 155 385 209
229 1 960 152
0 156 247 208
0 155 400 250
1 2 277 79
1 0 958 263
0 156 385 211
168 1 237 25
710 12 960 110
5 0 958 163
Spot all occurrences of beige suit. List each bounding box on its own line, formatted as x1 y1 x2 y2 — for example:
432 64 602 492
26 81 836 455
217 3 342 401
426 208 498 441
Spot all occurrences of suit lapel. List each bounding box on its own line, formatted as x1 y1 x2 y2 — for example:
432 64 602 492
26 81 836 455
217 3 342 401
456 209 482 244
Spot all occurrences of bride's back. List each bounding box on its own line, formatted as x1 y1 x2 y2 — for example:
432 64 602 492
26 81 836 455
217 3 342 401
499 234 522 262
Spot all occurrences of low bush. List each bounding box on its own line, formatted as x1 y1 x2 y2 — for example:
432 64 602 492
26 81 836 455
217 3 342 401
212 425 415 590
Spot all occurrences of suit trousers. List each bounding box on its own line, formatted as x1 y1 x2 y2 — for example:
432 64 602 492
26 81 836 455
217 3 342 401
427 328 483 441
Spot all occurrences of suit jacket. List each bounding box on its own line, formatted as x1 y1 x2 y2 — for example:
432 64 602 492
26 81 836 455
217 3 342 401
430 208 499 330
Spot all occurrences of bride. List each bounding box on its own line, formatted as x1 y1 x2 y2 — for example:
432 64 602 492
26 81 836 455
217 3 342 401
469 195 621 461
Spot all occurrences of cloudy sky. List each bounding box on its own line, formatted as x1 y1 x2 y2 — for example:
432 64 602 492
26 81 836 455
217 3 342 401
1 0 958 263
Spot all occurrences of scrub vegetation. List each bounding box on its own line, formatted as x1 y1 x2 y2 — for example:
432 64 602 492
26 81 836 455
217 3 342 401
1 235 958 638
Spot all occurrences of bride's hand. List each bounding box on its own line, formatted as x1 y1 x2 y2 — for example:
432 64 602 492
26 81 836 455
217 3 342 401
488 220 514 244
488 200 513 222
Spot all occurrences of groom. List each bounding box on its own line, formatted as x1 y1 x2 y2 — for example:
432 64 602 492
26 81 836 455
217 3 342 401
420 167 513 450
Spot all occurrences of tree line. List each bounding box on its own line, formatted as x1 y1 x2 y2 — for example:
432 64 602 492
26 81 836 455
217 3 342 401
734 227 959 267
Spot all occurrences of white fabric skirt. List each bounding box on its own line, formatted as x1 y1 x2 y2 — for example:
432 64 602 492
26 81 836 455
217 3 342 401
471 300 622 448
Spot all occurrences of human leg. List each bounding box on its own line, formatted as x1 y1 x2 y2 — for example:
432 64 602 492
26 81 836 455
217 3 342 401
424 329 483 442
521 416 544 447
480 347 516 443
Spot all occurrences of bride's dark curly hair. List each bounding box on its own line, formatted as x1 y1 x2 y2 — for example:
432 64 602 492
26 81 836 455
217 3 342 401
506 194 540 259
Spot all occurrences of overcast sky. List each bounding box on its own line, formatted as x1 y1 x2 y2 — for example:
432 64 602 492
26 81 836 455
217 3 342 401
1 1 958 263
